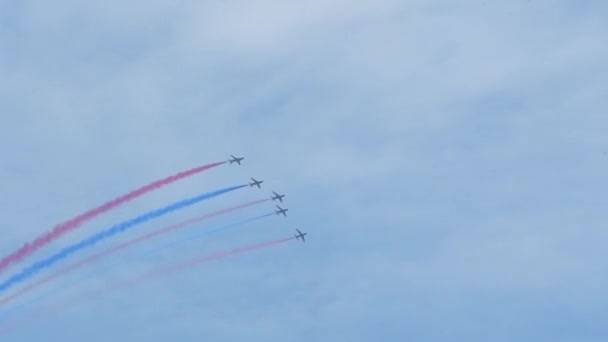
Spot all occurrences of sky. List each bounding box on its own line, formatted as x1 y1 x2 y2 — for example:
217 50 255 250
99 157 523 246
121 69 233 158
0 0 607 340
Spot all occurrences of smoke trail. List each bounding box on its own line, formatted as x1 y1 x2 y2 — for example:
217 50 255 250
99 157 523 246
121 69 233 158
0 161 226 274
143 213 275 256
0 199 270 307
0 236 295 337
139 236 296 282
0 184 246 294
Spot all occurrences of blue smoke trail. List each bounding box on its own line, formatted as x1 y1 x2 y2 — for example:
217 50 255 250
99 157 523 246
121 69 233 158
0 184 246 294
141 213 274 257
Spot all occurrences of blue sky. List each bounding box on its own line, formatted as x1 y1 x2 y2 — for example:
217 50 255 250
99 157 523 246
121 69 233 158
1 0 607 340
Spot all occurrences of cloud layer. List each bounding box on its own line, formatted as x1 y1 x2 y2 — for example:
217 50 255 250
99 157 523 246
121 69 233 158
1 0 607 340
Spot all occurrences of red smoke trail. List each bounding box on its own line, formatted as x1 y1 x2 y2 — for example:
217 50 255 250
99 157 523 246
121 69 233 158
0 236 294 336
74 236 296 306
0 198 269 307
0 161 226 273
139 236 296 282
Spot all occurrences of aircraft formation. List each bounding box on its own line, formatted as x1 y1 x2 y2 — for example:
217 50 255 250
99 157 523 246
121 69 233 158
228 155 307 243
0 155 308 334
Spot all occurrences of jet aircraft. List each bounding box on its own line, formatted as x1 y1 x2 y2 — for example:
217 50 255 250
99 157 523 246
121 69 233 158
271 192 285 203
294 229 307 242
228 155 244 165
249 177 264 188
275 205 288 217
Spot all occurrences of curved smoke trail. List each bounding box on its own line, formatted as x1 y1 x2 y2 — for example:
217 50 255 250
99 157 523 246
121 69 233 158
144 213 275 256
0 199 271 307
0 184 246 294
75 236 296 308
140 236 296 281
0 236 296 337
0 161 226 274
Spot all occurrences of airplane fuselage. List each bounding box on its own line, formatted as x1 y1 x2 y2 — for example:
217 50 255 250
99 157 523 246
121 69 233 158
275 205 288 216
228 155 244 165
249 178 263 188
294 231 307 242
271 194 285 202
